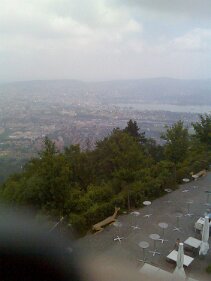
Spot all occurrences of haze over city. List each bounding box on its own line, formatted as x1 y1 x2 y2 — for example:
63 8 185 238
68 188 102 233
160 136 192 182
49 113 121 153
1 0 211 82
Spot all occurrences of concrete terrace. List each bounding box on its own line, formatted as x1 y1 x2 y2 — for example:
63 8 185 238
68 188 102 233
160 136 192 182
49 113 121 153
74 172 211 281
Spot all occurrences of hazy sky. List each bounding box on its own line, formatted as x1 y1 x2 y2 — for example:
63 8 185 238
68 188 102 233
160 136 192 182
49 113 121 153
1 0 211 81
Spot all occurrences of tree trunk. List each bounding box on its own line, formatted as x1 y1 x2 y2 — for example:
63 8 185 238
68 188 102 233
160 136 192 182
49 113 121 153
127 190 131 211
174 163 177 184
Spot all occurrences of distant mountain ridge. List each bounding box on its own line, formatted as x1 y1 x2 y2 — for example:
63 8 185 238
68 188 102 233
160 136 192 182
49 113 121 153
0 78 211 106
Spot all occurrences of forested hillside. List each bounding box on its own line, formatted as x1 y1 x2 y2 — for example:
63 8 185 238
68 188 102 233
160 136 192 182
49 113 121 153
0 115 210 235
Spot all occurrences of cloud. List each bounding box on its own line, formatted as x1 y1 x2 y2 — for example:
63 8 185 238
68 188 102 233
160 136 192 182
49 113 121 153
0 0 142 38
0 0 210 81
0 0 143 56
169 28 211 52
115 0 211 19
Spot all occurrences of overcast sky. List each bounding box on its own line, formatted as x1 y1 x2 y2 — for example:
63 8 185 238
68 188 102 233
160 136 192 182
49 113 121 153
1 0 211 82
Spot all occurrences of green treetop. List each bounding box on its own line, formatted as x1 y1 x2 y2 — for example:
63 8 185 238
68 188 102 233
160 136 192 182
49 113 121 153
123 119 146 144
161 121 189 165
192 114 211 146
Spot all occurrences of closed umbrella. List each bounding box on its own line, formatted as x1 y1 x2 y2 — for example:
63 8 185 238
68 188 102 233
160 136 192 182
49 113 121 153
207 213 211 219
199 216 209 255
172 243 186 281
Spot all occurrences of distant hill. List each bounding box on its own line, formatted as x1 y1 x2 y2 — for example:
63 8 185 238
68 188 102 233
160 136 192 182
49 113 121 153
0 78 211 106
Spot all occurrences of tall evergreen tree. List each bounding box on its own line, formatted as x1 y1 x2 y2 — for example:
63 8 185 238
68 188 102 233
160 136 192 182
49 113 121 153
123 119 146 143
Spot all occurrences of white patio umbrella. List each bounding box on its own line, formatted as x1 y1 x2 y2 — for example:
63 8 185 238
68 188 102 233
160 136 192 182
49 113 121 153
199 216 210 255
172 243 186 281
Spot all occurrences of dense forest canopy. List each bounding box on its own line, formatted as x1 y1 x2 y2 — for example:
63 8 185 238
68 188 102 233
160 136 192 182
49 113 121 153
0 115 210 235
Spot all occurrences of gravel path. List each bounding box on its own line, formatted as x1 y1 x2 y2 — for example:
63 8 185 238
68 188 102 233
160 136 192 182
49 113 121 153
74 172 211 281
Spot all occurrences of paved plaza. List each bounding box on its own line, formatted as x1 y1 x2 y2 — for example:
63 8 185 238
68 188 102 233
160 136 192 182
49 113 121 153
74 172 211 281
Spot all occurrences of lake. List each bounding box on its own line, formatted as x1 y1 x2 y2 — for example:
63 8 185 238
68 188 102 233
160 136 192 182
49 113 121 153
116 103 211 114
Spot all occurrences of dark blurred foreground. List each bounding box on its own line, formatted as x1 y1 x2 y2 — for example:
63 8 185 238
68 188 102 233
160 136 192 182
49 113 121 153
0 205 151 281
0 205 81 281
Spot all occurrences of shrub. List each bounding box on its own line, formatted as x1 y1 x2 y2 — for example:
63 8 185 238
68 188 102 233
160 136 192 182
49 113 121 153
84 202 114 226
111 192 127 209
86 184 114 203
68 213 87 235
206 265 211 274
176 166 190 183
